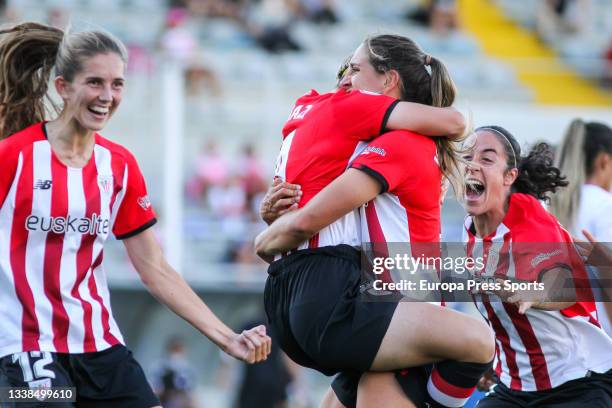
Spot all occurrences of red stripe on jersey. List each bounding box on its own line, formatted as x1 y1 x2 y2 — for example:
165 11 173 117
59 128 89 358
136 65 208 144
308 233 319 249
503 304 552 390
90 251 120 345
430 369 475 398
74 159 98 352
10 148 40 350
482 297 522 390
494 233 512 277
45 157 70 352
365 201 392 282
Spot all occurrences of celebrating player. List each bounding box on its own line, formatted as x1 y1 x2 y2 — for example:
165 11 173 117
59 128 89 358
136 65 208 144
255 34 496 408
0 22 270 408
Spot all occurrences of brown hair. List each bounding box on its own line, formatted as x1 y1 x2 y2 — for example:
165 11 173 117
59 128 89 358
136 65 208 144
0 22 128 140
363 34 464 191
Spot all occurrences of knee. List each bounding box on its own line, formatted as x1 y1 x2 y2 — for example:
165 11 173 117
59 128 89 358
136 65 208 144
464 320 496 364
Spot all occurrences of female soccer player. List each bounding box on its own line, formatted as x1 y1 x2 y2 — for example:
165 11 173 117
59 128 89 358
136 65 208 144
353 126 612 407
255 34 496 408
0 22 270 408
550 119 612 335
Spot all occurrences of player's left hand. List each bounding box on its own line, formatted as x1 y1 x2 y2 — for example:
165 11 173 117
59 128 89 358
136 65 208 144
573 230 612 267
491 278 542 314
224 325 272 364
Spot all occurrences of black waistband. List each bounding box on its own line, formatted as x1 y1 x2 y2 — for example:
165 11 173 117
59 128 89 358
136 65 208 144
267 244 361 277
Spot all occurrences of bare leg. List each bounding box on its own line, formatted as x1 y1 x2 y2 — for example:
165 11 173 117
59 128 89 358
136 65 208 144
320 386 346 408
370 302 495 370
357 372 416 408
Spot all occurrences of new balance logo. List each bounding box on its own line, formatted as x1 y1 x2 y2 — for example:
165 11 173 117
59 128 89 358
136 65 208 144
34 180 52 190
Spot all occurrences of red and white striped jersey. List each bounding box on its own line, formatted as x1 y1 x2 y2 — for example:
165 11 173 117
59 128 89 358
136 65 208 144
349 131 442 286
275 89 398 251
464 193 612 391
0 122 157 358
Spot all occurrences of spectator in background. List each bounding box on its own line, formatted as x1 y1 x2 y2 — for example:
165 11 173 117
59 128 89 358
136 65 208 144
151 337 197 408
235 143 268 208
187 141 231 202
550 119 612 335
298 0 339 24
405 0 457 33
159 7 198 62
537 0 591 43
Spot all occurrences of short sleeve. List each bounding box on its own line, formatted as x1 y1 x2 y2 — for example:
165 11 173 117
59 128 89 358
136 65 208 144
113 153 157 240
333 91 399 141
511 227 577 282
349 131 432 193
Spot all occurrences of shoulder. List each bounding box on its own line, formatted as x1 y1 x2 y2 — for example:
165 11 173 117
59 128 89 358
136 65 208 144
507 194 566 242
0 122 46 155
94 133 138 166
368 130 435 155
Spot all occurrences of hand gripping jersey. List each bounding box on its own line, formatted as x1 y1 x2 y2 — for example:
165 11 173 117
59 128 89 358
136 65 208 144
275 89 398 251
0 123 157 357
464 193 612 392
349 131 442 285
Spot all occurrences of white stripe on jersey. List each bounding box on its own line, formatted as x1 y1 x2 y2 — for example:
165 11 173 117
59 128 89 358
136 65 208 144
27 141 55 349
62 166 87 352
0 154 24 354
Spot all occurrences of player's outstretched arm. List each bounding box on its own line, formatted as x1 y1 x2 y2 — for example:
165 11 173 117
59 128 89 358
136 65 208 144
123 229 271 363
386 103 467 140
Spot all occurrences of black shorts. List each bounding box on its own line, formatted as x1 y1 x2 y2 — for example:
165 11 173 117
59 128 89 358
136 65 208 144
0 345 160 408
263 245 398 376
331 366 432 408
477 370 612 408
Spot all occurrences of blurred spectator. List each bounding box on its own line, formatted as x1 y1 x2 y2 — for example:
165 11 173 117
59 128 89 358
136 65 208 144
405 0 457 34
537 0 591 43
207 176 248 217
232 316 310 408
160 7 199 62
235 143 268 206
603 41 612 88
187 141 231 202
298 0 339 24
46 7 67 29
151 337 197 408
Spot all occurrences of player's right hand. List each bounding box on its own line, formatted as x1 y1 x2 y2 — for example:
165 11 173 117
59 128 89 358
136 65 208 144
259 177 302 225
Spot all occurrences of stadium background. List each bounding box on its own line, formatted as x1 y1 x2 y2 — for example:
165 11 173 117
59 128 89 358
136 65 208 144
2 0 611 406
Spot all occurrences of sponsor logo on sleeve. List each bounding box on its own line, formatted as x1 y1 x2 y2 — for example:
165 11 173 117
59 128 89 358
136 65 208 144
138 195 152 211
361 146 386 157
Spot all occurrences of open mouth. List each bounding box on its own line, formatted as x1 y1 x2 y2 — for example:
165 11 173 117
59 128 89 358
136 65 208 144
465 179 485 200
88 106 109 119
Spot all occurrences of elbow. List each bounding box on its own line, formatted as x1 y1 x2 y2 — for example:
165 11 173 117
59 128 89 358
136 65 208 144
290 212 318 240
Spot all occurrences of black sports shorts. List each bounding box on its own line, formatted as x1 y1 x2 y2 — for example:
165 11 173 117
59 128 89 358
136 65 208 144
264 244 398 376
0 345 160 408
331 366 432 408
477 370 612 408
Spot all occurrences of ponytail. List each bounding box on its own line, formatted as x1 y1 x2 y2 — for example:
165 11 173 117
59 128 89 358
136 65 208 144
549 119 612 230
0 22 63 140
513 142 568 201
549 119 587 229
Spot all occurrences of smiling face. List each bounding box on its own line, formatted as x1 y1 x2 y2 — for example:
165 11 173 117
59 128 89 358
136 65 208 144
56 52 125 132
338 43 388 94
463 130 518 216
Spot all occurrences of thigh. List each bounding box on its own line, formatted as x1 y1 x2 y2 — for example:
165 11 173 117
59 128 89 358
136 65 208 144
331 371 362 408
371 302 495 370
0 351 74 408
69 346 160 408
357 371 418 408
